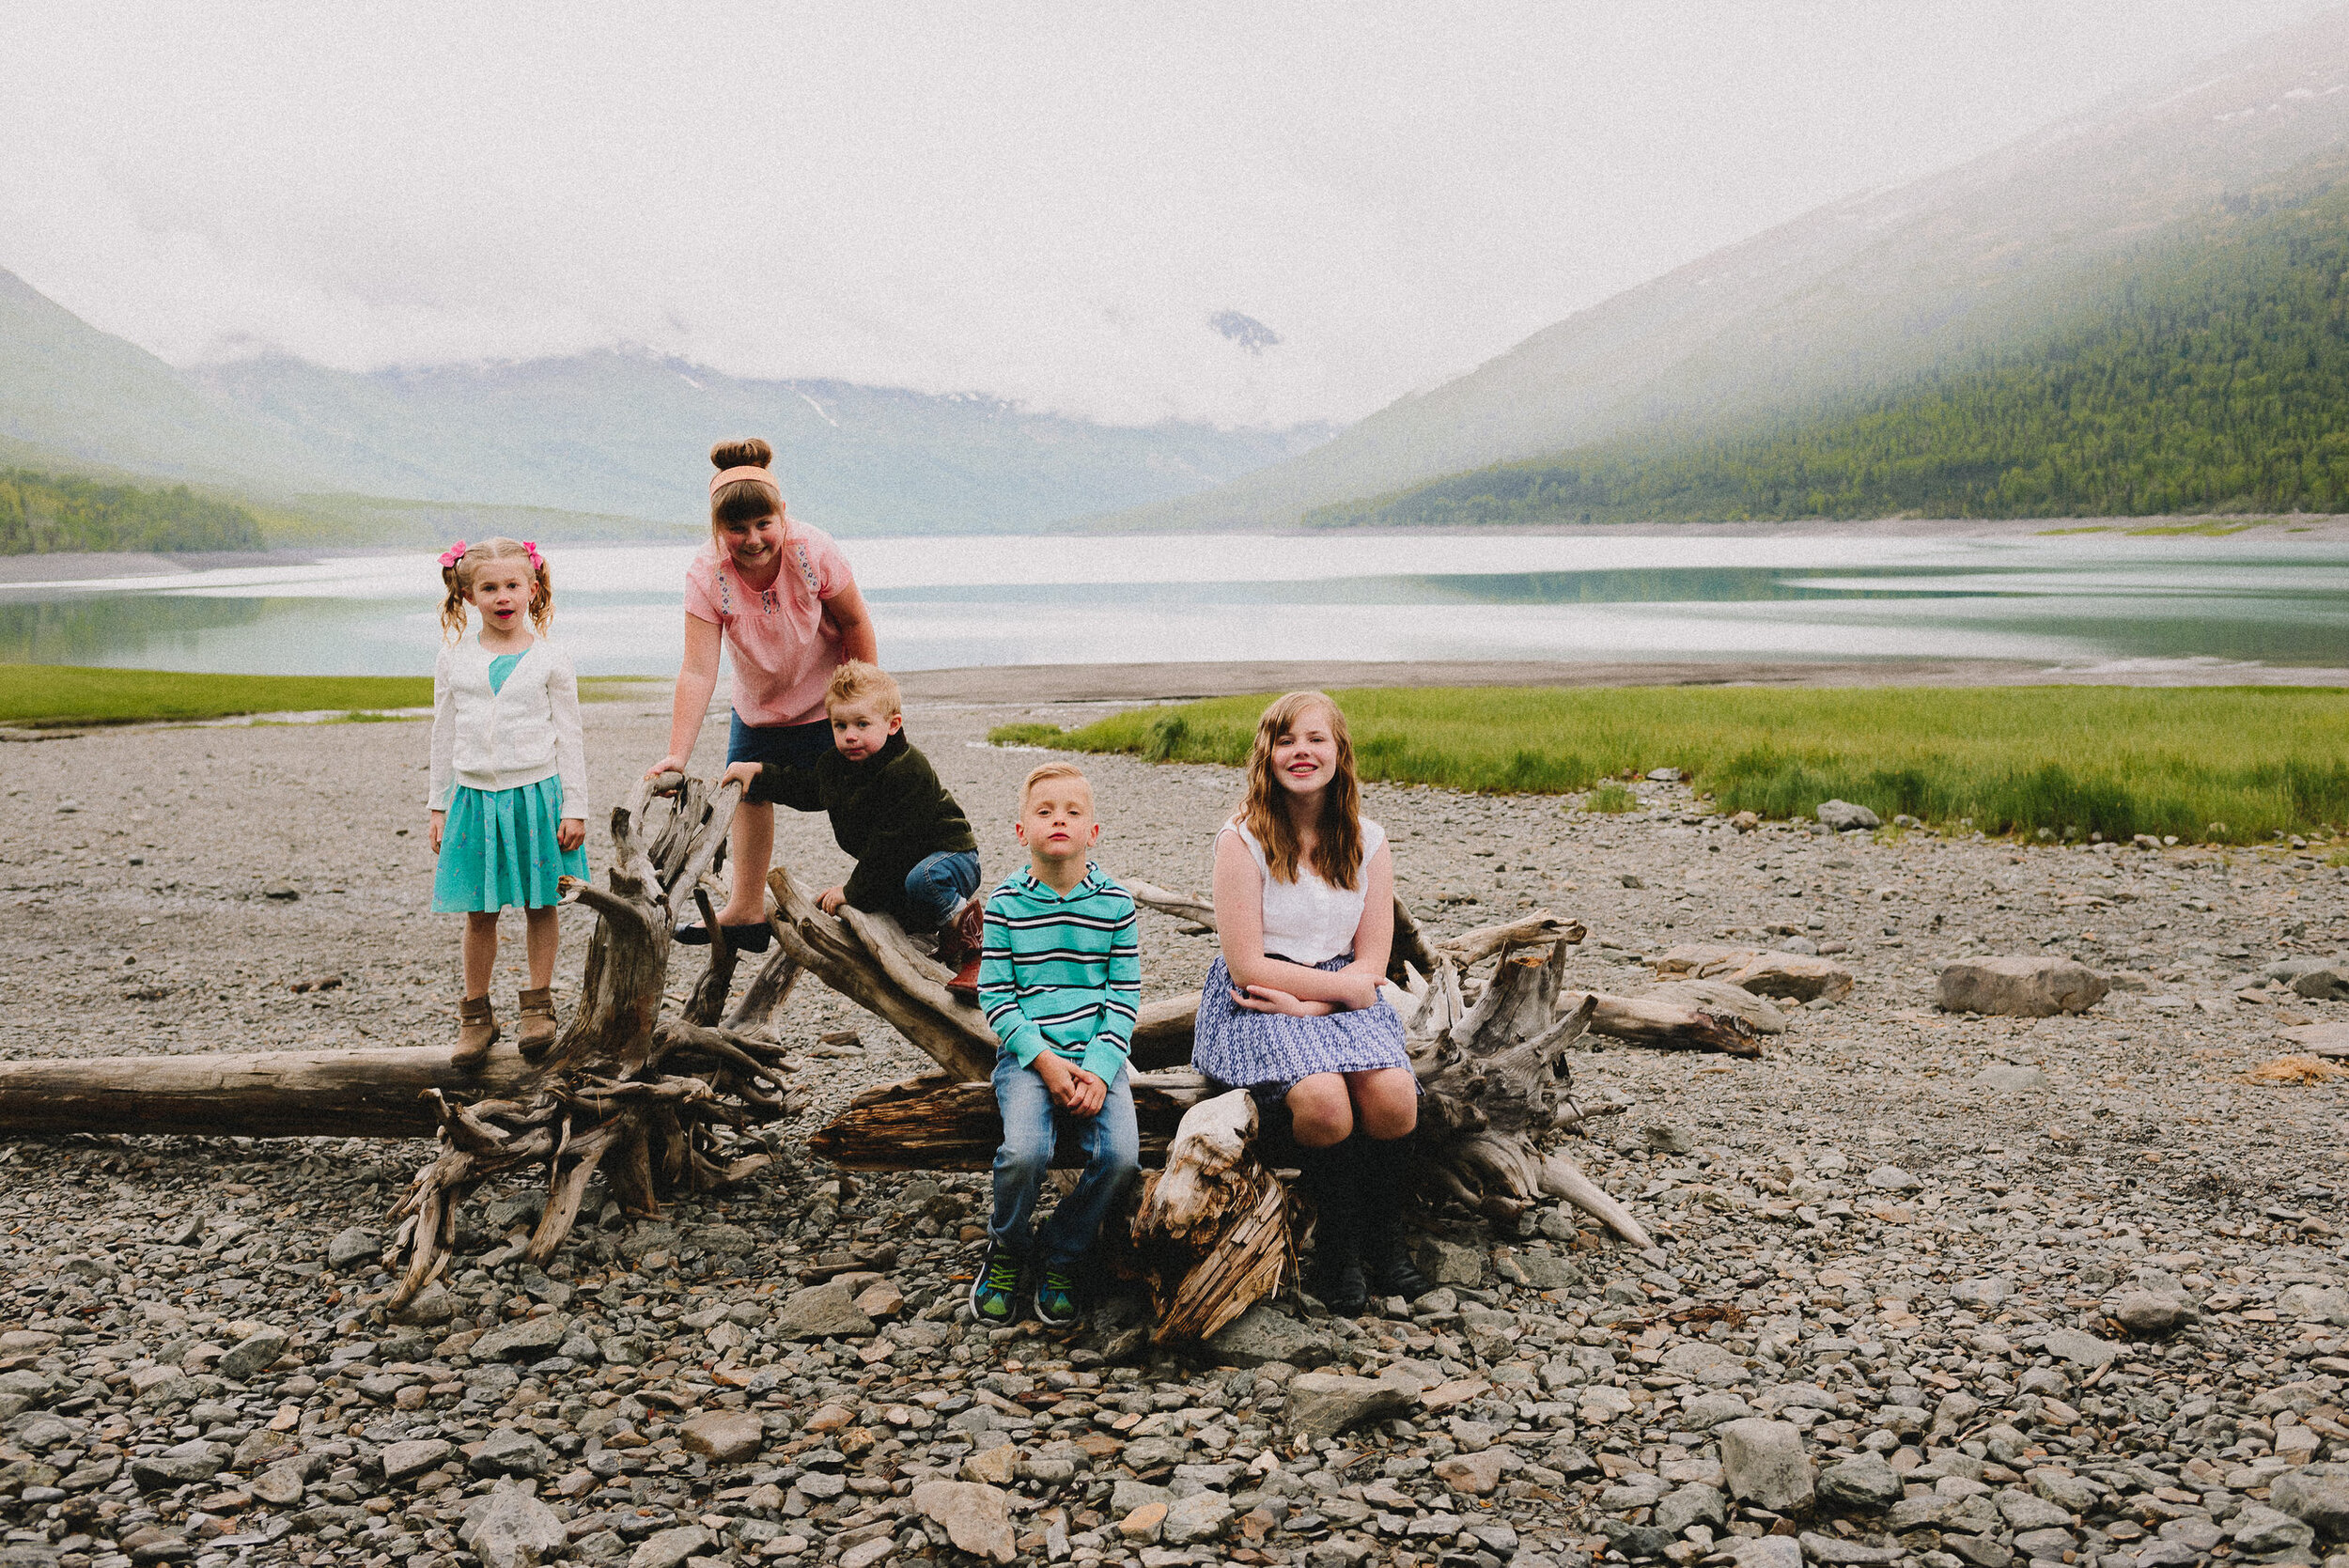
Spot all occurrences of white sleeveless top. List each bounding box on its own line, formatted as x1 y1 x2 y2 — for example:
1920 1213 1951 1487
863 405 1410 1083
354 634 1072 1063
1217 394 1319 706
1221 816 1386 966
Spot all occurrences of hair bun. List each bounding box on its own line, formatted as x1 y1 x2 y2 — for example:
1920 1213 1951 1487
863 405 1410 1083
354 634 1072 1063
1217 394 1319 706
710 437 773 471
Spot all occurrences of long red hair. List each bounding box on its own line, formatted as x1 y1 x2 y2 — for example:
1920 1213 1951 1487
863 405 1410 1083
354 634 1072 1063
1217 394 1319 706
1239 691 1363 889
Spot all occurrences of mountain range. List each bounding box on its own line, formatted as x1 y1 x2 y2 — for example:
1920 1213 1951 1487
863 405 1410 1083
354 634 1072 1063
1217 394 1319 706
0 268 1330 541
1097 9 2349 531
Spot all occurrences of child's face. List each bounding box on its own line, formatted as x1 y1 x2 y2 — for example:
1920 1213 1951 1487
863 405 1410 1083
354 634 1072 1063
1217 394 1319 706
718 509 786 571
830 698 901 761
1269 706 1341 798
1016 781 1100 863
468 561 535 635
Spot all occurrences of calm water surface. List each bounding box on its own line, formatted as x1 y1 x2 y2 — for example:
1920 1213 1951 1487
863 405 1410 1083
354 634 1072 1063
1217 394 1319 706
4 533 2344 676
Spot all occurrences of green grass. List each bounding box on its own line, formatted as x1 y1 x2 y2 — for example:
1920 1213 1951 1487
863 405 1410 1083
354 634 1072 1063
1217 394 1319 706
1582 782 1640 814
0 665 433 727
991 685 2349 845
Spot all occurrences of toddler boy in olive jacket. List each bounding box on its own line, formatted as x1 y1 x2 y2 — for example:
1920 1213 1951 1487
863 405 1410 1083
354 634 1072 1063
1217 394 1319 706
720 662 983 984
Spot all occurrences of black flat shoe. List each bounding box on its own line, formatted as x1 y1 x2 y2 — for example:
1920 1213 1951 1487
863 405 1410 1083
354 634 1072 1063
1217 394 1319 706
674 921 772 953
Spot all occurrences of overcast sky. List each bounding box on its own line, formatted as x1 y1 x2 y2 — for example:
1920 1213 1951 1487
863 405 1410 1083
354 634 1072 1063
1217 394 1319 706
2 2 2336 428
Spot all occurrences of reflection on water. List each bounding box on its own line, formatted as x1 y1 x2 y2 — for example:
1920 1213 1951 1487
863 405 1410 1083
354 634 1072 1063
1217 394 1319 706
3 534 2344 675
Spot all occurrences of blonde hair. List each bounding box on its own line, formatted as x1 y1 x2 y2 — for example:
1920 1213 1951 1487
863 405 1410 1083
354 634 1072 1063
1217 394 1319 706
709 437 783 548
438 537 552 641
825 660 902 717
1239 691 1362 889
1021 760 1092 808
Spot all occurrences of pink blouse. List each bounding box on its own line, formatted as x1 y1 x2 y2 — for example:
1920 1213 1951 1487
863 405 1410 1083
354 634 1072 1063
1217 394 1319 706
682 523 855 728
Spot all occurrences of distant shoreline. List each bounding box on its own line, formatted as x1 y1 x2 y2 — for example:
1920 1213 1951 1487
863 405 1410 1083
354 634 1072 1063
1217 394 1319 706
8 512 2349 585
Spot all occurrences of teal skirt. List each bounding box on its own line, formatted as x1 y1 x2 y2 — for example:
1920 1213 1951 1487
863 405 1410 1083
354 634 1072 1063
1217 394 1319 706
433 777 588 913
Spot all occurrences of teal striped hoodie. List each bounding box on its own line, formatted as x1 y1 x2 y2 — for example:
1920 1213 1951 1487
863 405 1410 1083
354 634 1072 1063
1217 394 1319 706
976 864 1141 1083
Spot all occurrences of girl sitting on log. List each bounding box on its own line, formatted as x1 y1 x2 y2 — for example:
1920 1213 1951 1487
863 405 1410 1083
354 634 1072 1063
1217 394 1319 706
646 438 879 952
428 537 589 1068
1192 691 1430 1314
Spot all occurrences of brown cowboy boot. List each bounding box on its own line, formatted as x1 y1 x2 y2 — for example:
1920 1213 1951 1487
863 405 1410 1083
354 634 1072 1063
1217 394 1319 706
516 986 558 1061
453 994 499 1070
940 894 987 1001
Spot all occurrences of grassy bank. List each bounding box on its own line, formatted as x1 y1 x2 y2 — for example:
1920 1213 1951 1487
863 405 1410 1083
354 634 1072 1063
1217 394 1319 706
0 665 433 727
993 685 2349 845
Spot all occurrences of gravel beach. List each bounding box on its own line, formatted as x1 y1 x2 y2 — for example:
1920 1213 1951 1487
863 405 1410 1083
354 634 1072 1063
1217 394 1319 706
1 687 2344 1568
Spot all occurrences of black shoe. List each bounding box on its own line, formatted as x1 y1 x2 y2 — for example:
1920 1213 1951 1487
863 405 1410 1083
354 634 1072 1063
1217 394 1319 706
1296 1141 1367 1315
1356 1135 1432 1300
674 921 772 953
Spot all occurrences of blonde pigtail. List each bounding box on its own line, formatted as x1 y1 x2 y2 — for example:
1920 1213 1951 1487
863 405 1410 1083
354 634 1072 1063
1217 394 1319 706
529 560 554 634
439 567 472 642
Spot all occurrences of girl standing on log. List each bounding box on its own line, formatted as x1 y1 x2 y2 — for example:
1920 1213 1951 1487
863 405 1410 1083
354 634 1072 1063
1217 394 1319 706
646 439 879 951
429 537 589 1069
1192 691 1430 1314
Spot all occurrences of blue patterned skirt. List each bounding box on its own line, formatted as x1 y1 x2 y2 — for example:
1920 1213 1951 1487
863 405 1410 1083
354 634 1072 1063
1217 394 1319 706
1192 953 1412 1097
432 777 588 913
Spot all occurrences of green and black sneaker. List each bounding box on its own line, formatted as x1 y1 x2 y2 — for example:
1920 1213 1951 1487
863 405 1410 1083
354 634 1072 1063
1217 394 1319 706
1034 1262 1081 1328
970 1242 1022 1327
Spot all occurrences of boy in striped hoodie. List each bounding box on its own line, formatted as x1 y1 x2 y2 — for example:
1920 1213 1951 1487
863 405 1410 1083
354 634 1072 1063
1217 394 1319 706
971 761 1142 1327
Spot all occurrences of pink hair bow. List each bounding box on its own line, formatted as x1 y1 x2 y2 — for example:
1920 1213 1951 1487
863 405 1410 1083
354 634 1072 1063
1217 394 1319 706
437 540 469 569
521 540 543 569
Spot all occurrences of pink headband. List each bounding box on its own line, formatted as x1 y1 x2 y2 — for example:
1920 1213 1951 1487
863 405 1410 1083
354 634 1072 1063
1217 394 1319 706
711 466 782 498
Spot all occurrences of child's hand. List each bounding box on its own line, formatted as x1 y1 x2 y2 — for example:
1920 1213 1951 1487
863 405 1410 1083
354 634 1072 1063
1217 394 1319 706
1062 1067 1107 1117
817 885 848 914
1032 1050 1077 1107
643 754 687 784
1234 985 1331 1017
557 816 585 852
718 761 763 794
429 810 445 853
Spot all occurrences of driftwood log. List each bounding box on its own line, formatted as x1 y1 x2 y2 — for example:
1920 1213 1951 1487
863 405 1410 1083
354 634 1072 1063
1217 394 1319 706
800 877 1667 1338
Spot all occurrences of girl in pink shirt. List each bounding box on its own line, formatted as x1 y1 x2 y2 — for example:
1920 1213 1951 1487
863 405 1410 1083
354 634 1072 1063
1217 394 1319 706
645 438 879 948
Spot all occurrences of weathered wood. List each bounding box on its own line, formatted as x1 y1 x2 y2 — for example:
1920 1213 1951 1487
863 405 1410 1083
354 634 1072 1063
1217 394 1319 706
1573 991 1764 1056
1439 913 1585 970
1132 1089 1293 1343
767 865 998 1082
0 1044 541 1139
805 1070 1214 1171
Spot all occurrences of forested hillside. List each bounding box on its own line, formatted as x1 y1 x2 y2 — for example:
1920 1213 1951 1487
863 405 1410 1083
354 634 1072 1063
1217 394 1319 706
0 470 263 554
1310 183 2349 528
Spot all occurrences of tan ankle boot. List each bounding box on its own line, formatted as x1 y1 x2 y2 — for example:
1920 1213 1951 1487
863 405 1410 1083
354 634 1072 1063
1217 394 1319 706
453 994 499 1070
516 986 558 1061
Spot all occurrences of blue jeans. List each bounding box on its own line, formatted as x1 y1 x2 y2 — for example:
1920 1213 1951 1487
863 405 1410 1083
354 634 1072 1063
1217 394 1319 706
988 1050 1140 1268
903 849 981 929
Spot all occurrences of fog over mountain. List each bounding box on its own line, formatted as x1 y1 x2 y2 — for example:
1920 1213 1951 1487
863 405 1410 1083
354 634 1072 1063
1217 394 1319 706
1102 8 2349 531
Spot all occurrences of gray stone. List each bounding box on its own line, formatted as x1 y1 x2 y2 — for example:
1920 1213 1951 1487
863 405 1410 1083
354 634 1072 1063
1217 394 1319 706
215 1327 288 1383
677 1409 765 1463
1718 1417 1814 1514
2270 1465 2349 1540
1952 1276 2010 1311
1817 1452 1904 1514
394 1282 459 1327
472 1312 570 1362
249 1464 305 1507
1655 1483 1728 1533
2030 1469 2099 1514
381 1438 453 1483
2291 965 2349 1001
1997 1490 2074 1531
469 1426 552 1479
2011 1528 2076 1560
230 1429 296 1472
2041 1327 2124 1368
2278 1282 2349 1326
772 1281 876 1341
628 1525 713 1568
1597 1474 1672 1510
460 1488 568 1568
1415 1236 1486 1286
2108 1290 2194 1338
1974 1063 2047 1093
129 1451 222 1491
1800 1530 1906 1565
1642 1123 1695 1154
1937 956 2108 1017
2232 1503 2318 1555
325 1226 379 1270
1205 1303 1333 1368
1112 1479 1174 1515
1866 1165 1921 1192
1283 1371 1418 1439
1681 1391 1755 1430
911 1480 1016 1562
1161 1490 1237 1545
1817 800 1881 831
1725 1535 1806 1568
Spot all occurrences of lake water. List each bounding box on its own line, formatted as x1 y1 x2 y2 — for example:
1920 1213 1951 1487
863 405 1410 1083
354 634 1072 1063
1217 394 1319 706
4 531 2346 677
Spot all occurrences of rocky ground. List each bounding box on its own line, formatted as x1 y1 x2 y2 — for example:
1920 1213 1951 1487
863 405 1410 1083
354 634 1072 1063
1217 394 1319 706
1 688 2344 1568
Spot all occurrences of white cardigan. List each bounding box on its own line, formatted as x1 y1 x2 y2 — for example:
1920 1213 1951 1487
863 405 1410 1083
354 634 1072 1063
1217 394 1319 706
428 638 590 814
